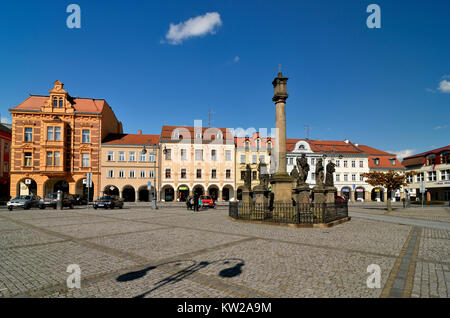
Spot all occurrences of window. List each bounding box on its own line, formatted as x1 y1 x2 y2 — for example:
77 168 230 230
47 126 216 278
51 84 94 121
54 151 60 166
172 129 180 139
195 132 202 139
226 169 231 179
211 169 217 179
344 174 348 181
241 171 246 180
260 155 265 164
82 130 90 143
47 127 54 141
46 151 53 166
352 174 356 181
441 170 450 181
311 172 316 180
82 153 90 167
240 154 246 164
55 127 61 141
336 174 340 182
129 151 136 162
288 158 293 165
195 149 203 161
311 158 315 165
180 149 187 160
360 175 364 182
107 151 114 161
267 141 272 151
59 98 63 107
196 169 202 179
53 97 58 107
129 170 135 178
107 170 114 178
351 161 356 168
373 158 380 166
140 152 146 162
390 158 396 166
140 170 146 178
252 171 257 180
211 150 217 161
416 173 424 182
335 160 340 167
344 160 348 168
118 152 125 162
181 169 186 179
428 171 436 181
24 128 33 142
165 169 171 179
252 155 257 164
149 170 155 178
245 140 249 150
149 152 155 162
118 170 124 178
359 161 364 168
217 131 223 140
406 175 413 183
165 149 172 160
256 139 260 150
226 150 231 161
24 152 32 167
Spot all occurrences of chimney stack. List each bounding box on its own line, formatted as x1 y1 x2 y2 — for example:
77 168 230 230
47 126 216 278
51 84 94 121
138 129 142 135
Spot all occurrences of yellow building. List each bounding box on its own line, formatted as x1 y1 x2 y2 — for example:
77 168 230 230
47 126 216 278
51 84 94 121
235 132 274 200
100 132 160 202
9 80 122 200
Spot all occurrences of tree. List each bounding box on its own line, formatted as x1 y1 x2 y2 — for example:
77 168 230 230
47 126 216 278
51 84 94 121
361 170 410 212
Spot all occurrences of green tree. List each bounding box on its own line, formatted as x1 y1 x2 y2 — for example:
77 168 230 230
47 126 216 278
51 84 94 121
361 170 410 212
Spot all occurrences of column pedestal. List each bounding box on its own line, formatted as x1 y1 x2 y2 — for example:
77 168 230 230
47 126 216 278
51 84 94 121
270 172 294 204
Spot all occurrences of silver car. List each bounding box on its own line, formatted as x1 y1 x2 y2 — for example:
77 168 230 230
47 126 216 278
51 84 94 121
7 195 41 210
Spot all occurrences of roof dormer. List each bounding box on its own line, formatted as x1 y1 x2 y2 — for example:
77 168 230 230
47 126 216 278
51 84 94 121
41 80 74 113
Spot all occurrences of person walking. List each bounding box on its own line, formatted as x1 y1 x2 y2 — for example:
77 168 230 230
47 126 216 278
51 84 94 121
193 193 199 212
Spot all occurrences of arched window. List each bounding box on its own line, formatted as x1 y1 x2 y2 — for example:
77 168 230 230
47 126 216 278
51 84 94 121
299 145 305 150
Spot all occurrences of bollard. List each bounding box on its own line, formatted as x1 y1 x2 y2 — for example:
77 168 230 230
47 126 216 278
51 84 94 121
57 190 63 210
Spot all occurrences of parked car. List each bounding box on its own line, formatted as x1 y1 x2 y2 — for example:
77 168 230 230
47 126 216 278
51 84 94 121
93 195 124 209
335 195 347 204
7 195 41 210
200 195 215 208
39 193 76 209
72 194 88 205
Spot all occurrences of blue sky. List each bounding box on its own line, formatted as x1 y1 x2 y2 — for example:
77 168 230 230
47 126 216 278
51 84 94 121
0 0 449 159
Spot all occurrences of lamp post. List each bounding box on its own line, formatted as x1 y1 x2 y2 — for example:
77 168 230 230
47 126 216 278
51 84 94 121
142 145 158 210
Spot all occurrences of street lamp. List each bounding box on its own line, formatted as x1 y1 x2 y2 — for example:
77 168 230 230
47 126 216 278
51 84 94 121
142 145 158 210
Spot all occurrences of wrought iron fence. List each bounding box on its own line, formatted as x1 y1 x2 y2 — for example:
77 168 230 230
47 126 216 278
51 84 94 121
229 201 348 225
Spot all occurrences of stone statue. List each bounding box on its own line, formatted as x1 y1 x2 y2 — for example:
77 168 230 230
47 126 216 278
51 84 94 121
244 164 252 190
315 159 324 187
258 162 269 189
290 165 299 185
325 161 335 187
296 154 309 184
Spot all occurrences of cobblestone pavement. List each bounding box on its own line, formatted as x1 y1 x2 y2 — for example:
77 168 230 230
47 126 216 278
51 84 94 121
0 204 448 298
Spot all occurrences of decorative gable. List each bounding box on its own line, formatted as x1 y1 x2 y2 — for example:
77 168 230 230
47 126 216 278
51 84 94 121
41 80 74 113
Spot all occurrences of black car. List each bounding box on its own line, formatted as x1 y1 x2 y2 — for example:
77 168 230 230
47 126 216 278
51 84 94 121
93 195 124 209
72 194 88 205
39 193 76 209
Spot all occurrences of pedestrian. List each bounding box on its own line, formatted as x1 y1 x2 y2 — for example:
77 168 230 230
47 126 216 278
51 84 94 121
193 193 199 212
186 196 191 210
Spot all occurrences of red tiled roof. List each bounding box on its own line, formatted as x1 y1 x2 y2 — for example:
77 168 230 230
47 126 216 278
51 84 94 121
11 95 107 113
368 156 404 169
103 134 159 145
357 145 395 156
160 125 233 141
403 145 450 160
235 132 274 147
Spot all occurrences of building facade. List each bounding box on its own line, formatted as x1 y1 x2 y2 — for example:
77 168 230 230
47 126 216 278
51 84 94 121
9 81 122 200
235 132 274 200
100 132 160 202
159 125 235 202
402 145 450 201
0 123 12 200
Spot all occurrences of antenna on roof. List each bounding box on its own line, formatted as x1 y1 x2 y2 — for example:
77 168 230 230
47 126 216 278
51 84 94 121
278 64 282 73
304 125 310 139
208 109 215 127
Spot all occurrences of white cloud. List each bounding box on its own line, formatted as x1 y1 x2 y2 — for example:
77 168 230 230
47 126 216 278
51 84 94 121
434 125 449 130
233 56 240 63
438 79 450 93
165 12 222 45
389 149 416 161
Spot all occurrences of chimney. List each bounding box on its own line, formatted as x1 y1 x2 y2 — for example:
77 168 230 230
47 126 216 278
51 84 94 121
138 129 142 135
344 139 349 144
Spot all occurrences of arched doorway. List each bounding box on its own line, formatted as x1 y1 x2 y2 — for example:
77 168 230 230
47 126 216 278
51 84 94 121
355 187 365 201
341 187 351 201
177 185 189 202
122 185 136 202
371 187 384 202
222 185 234 201
193 185 205 197
104 185 119 196
17 178 37 196
208 186 219 201
76 178 95 201
138 185 149 202
54 180 69 193
161 185 174 202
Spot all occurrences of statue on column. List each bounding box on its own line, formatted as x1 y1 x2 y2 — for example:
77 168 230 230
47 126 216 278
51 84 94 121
290 165 299 186
244 164 252 190
325 161 336 187
258 162 269 189
316 159 325 187
296 154 310 185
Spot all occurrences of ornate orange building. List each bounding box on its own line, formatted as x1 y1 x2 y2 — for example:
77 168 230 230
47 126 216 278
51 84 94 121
9 80 123 200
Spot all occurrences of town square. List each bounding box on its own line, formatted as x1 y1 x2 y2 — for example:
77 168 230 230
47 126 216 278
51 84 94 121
0 0 449 304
